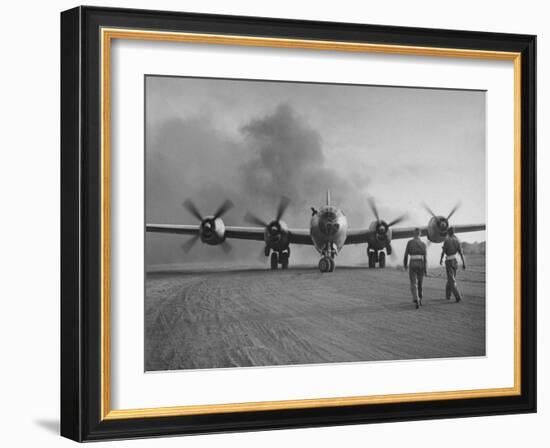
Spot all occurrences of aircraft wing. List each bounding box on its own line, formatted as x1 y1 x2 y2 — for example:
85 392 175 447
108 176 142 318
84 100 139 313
224 226 265 241
390 226 429 240
344 224 486 245
344 229 375 245
146 224 200 235
391 224 486 240
146 224 265 241
287 229 314 245
146 224 313 245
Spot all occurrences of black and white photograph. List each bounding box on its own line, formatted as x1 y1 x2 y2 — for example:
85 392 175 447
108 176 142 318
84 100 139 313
144 76 487 372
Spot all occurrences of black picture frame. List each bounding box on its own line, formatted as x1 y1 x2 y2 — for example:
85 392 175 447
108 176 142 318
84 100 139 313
61 5 536 442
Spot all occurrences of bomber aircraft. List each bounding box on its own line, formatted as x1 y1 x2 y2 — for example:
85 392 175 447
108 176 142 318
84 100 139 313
146 191 486 273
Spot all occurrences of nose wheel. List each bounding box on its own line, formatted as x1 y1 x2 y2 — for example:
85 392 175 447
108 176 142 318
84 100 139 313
319 256 335 273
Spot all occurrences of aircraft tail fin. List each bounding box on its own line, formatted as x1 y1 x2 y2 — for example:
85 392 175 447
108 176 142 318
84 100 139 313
326 189 331 206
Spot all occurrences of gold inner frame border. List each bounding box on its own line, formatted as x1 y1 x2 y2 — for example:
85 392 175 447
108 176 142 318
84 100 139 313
99 27 522 421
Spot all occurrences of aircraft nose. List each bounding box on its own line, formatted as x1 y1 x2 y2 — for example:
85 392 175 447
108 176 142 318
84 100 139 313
320 218 340 236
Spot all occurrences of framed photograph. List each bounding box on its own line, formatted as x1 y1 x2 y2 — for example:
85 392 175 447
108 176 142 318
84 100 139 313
61 6 536 441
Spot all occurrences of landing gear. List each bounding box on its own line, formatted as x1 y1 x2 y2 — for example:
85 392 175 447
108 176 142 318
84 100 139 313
318 244 336 273
268 247 290 270
368 251 376 268
378 251 386 268
318 256 335 273
280 250 289 270
367 247 387 268
270 252 278 270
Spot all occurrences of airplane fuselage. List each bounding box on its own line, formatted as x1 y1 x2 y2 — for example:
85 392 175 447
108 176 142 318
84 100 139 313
310 205 348 255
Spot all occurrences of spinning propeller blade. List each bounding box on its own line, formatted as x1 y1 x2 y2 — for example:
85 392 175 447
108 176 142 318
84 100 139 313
258 247 268 262
213 199 234 219
367 197 380 221
276 196 291 221
181 234 200 253
421 202 437 218
388 213 408 227
447 201 462 220
244 212 268 227
390 246 400 262
220 240 232 253
245 196 291 229
183 199 203 221
181 198 234 253
369 197 408 230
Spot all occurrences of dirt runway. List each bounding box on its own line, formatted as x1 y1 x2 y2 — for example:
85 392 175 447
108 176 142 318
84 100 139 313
145 255 485 371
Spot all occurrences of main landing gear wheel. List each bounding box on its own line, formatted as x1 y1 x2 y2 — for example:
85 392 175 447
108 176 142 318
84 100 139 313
319 257 332 273
270 252 278 270
328 258 335 272
280 252 289 270
368 252 376 269
378 251 386 268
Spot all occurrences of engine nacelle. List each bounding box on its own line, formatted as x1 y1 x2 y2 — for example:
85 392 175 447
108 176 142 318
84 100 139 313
426 216 449 243
367 220 393 250
200 216 226 245
264 220 290 250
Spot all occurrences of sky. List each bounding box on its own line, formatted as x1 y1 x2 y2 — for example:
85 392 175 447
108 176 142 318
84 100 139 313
145 75 486 268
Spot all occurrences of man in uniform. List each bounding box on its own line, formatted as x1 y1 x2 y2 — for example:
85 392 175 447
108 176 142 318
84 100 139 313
439 227 466 302
403 228 427 309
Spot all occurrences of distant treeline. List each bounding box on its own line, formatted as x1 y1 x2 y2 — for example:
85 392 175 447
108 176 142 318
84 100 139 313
461 241 486 255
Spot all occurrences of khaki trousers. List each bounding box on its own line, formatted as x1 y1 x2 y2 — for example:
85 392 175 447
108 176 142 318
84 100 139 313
408 260 424 303
445 259 462 301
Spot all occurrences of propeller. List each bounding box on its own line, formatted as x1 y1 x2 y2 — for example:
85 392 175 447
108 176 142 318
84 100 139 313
367 197 408 239
183 198 234 221
244 197 291 252
183 198 204 222
244 197 291 233
276 196 291 221
181 234 200 253
244 212 268 227
180 198 234 252
367 197 408 258
387 214 408 227
422 201 462 232
446 201 462 220
220 241 232 253
213 199 234 220
367 197 380 221
421 202 437 219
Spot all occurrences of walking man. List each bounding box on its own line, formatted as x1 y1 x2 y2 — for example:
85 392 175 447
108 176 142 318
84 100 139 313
439 227 466 302
403 227 427 309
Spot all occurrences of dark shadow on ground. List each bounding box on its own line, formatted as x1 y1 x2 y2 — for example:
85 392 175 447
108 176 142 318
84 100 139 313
146 265 382 276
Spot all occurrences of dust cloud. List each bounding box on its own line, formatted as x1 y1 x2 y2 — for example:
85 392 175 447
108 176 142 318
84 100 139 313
145 103 372 267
